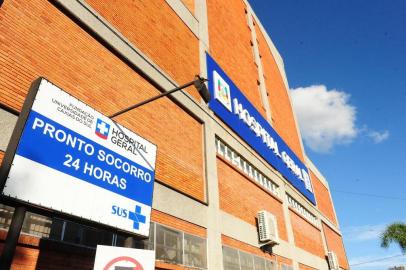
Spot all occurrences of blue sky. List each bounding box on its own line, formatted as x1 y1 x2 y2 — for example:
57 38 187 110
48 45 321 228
249 1 406 268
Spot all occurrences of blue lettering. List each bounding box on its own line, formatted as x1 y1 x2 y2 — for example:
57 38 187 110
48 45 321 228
112 205 129 218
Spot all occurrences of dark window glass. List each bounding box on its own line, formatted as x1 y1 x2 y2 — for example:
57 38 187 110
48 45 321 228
62 221 82 244
22 212 52 238
116 223 154 250
49 218 64 240
0 204 14 230
184 233 207 268
156 224 183 264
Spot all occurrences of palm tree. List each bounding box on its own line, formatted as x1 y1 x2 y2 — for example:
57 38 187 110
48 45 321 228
381 222 406 253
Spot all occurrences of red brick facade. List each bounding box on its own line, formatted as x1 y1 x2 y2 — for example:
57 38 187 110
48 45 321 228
311 170 338 225
207 0 267 119
253 18 305 162
217 157 287 241
289 210 325 258
322 222 349 269
0 0 348 269
0 0 205 202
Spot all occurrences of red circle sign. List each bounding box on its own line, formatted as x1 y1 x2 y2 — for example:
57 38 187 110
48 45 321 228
103 256 144 270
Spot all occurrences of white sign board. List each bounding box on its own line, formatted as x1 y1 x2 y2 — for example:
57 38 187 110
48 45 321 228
93 245 155 270
1 78 157 237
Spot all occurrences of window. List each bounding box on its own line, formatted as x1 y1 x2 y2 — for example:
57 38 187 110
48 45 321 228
215 138 280 198
0 204 14 230
22 212 52 238
281 264 294 270
240 251 254 270
0 204 208 269
115 224 154 250
223 246 240 270
254 256 267 270
184 233 207 269
222 245 275 270
265 260 276 270
286 194 318 226
0 204 52 238
156 224 183 264
49 218 113 247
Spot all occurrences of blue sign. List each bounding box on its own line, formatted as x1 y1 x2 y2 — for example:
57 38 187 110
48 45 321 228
16 111 155 206
206 54 316 205
2 78 157 237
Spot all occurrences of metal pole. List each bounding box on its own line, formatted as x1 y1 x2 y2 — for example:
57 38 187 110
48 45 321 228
109 80 197 119
0 206 26 270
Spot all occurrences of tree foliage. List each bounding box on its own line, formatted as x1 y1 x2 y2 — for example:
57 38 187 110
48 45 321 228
381 222 406 253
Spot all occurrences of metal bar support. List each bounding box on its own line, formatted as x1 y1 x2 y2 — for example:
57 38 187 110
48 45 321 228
0 206 26 270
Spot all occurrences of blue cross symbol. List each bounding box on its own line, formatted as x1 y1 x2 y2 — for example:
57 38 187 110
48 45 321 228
128 205 146 230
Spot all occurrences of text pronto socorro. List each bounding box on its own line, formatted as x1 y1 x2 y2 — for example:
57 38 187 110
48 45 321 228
32 117 152 190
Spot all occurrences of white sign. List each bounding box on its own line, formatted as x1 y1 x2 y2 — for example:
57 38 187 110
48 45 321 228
2 78 157 237
93 245 155 270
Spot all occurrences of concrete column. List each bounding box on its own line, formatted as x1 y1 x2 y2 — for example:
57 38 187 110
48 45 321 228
203 119 224 269
196 1 223 269
280 184 299 270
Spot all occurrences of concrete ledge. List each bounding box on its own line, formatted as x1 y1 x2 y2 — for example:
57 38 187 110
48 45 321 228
165 0 199 37
152 182 208 228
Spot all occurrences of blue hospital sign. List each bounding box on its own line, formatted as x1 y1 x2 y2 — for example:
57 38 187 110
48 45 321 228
207 54 316 205
1 78 157 237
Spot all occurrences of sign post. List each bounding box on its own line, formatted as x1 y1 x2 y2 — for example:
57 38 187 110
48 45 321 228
0 206 26 269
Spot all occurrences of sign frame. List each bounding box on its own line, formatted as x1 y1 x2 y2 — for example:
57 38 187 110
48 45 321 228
0 77 157 238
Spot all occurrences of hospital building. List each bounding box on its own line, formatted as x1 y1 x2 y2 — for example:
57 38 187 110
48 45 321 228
0 0 349 269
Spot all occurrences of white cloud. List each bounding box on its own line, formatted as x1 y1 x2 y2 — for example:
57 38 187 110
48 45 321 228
368 130 390 143
342 224 386 242
290 85 357 153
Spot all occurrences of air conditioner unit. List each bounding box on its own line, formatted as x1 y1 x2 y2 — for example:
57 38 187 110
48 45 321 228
327 251 339 270
257 210 279 246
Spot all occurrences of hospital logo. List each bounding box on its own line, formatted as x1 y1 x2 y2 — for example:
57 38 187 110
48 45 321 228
95 118 110 140
213 70 232 112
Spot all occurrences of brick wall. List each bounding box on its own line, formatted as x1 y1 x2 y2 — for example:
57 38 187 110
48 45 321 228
207 0 267 118
151 210 206 238
0 0 205 202
310 170 337 225
86 0 201 102
253 18 304 162
322 222 349 269
289 210 325 258
217 157 287 241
